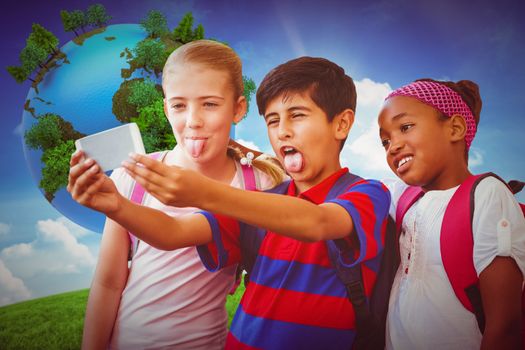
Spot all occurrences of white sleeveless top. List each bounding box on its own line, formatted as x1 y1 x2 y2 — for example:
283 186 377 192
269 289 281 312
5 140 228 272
109 156 274 350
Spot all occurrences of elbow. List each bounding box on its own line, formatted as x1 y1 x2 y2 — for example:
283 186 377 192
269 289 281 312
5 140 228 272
300 215 332 242
302 209 350 242
149 240 182 251
93 270 128 292
483 317 522 348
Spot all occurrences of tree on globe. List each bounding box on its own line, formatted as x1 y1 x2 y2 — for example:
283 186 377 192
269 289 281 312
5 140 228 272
7 7 256 233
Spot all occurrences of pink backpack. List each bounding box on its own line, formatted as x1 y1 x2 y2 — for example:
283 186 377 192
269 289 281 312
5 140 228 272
127 151 258 259
396 173 525 343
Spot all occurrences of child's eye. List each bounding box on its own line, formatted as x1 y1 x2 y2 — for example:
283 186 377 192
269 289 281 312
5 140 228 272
400 123 414 132
381 138 391 149
203 102 218 108
266 118 279 126
291 113 305 119
171 103 185 111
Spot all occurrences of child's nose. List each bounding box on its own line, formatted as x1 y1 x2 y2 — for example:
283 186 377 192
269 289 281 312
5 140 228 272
186 108 203 128
277 119 293 140
389 139 404 154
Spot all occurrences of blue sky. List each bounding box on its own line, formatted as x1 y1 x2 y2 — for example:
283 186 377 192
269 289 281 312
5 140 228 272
0 0 524 305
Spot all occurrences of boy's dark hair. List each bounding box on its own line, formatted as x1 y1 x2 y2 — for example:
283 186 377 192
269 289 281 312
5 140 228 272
256 56 357 121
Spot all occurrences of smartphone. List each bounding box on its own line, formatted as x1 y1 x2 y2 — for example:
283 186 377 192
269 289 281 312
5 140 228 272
75 123 146 172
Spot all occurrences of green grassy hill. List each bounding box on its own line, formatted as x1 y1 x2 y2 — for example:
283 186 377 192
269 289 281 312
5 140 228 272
0 284 244 349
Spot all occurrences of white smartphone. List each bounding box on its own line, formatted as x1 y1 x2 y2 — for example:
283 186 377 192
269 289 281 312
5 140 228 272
75 123 146 172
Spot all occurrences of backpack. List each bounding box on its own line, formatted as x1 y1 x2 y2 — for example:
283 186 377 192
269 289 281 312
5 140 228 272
238 172 399 350
396 172 525 340
127 151 259 260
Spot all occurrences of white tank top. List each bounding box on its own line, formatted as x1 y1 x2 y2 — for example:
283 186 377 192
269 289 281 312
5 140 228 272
109 157 274 349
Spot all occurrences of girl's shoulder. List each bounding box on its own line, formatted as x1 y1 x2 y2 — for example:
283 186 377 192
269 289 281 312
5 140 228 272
381 178 409 219
473 175 519 212
472 175 525 276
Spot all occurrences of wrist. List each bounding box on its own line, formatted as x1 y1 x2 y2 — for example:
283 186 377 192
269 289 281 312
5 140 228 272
106 194 128 221
195 175 216 211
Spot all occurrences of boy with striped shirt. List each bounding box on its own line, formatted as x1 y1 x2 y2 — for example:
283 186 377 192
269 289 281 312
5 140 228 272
70 56 391 349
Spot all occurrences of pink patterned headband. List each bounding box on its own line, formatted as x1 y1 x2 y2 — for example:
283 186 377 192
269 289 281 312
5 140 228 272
385 80 477 149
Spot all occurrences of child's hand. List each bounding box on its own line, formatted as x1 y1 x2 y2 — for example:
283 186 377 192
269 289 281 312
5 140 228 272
67 150 123 215
122 153 207 208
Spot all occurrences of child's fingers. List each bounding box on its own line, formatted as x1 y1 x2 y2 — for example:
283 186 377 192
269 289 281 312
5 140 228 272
76 175 106 203
122 160 166 188
80 175 104 198
70 150 85 167
129 153 181 176
68 158 95 191
69 162 102 199
125 169 168 202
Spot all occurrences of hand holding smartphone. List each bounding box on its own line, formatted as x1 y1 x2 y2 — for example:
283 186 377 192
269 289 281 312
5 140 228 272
75 123 146 172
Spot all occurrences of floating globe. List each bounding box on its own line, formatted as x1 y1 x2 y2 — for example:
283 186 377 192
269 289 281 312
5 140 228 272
22 24 235 233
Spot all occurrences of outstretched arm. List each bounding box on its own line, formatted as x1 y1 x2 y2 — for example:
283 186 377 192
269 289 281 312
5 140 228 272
124 154 389 242
68 151 212 250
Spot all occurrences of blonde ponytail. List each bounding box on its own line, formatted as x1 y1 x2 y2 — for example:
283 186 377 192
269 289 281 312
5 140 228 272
227 146 285 188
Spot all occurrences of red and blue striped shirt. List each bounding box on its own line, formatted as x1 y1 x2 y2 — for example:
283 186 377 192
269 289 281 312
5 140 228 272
197 168 391 349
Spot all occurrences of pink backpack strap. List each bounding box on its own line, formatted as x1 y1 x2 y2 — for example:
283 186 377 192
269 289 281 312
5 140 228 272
440 172 507 332
395 186 425 234
440 174 482 314
229 162 258 295
127 151 166 260
240 163 257 191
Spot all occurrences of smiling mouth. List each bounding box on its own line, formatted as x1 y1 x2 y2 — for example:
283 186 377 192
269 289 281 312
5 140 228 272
396 156 413 172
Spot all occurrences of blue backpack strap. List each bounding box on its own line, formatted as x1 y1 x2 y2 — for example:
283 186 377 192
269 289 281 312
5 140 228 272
324 172 363 296
239 180 291 283
325 172 398 350
324 172 363 293
324 173 379 348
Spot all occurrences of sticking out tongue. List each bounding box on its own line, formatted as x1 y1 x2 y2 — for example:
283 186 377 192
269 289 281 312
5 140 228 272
186 139 205 158
284 152 304 173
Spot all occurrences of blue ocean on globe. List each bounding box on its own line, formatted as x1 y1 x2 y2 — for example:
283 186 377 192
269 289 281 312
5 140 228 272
22 23 237 233
22 24 149 233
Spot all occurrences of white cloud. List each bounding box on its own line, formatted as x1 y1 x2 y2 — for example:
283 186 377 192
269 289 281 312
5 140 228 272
36 219 96 267
234 138 261 152
355 78 392 109
468 147 484 168
0 217 98 305
0 222 11 236
56 216 92 238
2 243 33 257
0 259 31 306
341 78 393 178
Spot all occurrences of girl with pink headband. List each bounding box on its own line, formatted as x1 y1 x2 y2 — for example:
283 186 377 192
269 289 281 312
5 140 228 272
378 79 525 349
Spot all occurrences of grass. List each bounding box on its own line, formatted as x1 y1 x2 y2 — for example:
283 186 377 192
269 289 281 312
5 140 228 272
0 289 89 350
0 282 245 349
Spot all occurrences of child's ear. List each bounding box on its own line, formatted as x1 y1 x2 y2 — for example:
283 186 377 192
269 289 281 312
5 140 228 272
333 109 354 140
449 115 467 143
233 96 247 124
